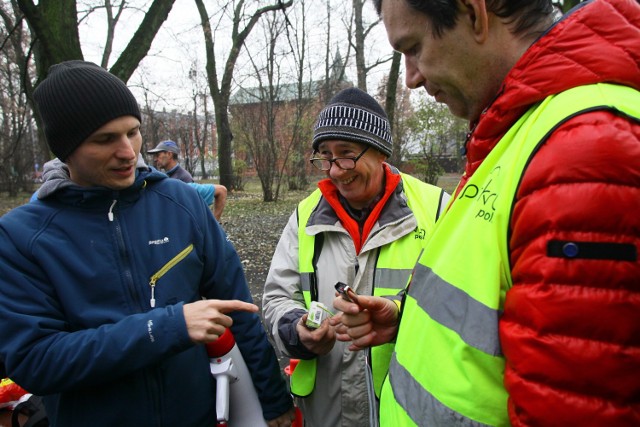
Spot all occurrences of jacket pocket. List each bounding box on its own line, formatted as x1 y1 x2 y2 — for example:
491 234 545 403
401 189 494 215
148 244 194 307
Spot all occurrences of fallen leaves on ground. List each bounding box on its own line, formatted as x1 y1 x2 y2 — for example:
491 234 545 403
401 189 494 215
219 190 308 304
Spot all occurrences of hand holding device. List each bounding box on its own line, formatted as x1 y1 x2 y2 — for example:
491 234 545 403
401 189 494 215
334 282 359 304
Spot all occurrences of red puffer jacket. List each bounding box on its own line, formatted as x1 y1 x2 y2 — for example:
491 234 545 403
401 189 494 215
463 0 640 425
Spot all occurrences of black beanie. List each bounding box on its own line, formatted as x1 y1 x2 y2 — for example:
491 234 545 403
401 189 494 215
33 60 141 161
312 87 392 157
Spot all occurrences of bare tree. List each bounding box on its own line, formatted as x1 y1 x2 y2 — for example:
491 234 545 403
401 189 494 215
193 93 214 180
321 2 350 102
139 93 164 155
282 0 316 192
232 11 288 202
194 0 293 191
376 70 412 169
352 0 367 91
0 1 41 195
405 96 467 184
16 0 177 84
349 0 389 92
186 65 214 179
93 0 127 68
7 0 177 169
16 0 82 81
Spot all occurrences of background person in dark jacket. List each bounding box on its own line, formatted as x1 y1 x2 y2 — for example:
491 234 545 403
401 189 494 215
147 139 195 183
0 60 294 427
148 140 228 220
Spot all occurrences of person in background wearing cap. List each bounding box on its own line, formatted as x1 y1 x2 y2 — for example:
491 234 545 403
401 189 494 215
147 140 194 183
0 60 294 427
262 87 450 426
148 140 228 220
332 1 640 426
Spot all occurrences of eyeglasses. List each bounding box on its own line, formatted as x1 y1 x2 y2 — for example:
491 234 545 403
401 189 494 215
310 146 370 171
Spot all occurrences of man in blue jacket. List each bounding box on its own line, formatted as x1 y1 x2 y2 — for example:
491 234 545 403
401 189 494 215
0 60 294 427
30 156 228 221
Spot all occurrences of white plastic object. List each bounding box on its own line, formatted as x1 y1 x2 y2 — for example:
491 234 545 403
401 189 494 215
206 328 267 427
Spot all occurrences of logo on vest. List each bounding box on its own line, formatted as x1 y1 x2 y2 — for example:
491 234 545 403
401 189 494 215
414 227 426 240
458 166 501 223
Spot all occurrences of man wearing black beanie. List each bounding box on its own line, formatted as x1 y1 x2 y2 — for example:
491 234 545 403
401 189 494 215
33 60 142 162
263 87 450 426
0 61 294 427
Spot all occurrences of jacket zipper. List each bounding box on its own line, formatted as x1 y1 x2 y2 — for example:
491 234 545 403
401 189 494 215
108 199 117 221
107 200 143 308
148 244 194 307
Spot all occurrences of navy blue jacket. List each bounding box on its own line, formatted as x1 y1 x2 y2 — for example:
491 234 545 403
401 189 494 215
0 168 291 426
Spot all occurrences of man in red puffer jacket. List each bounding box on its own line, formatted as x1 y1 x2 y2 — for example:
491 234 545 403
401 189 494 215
332 0 640 425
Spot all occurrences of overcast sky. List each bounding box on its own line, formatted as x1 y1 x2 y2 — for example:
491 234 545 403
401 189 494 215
78 0 393 113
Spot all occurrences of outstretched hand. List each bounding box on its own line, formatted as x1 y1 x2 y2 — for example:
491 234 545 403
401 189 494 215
183 299 258 343
329 295 399 351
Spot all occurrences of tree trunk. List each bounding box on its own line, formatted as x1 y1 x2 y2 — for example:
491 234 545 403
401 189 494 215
353 0 367 91
195 0 293 190
16 0 83 84
17 0 176 84
109 0 176 82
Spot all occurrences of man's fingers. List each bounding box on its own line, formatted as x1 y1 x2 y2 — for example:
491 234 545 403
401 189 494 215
352 294 388 311
333 294 385 314
329 311 343 326
209 299 259 314
336 332 352 342
205 323 228 338
348 332 376 351
184 300 258 344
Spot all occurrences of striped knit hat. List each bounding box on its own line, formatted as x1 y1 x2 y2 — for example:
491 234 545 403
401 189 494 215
33 60 141 161
313 87 392 157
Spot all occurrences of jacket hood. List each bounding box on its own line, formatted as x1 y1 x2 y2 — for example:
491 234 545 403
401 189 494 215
466 0 640 178
35 155 166 204
36 158 74 199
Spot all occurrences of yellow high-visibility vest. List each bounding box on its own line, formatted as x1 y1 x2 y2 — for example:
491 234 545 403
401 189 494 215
380 83 640 426
292 172 444 397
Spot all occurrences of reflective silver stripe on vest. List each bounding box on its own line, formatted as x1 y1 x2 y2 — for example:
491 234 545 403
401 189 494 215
375 268 412 291
301 273 311 293
388 353 491 427
409 264 503 357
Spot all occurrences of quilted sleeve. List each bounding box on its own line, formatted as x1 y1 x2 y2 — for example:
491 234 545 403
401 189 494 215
500 110 640 426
